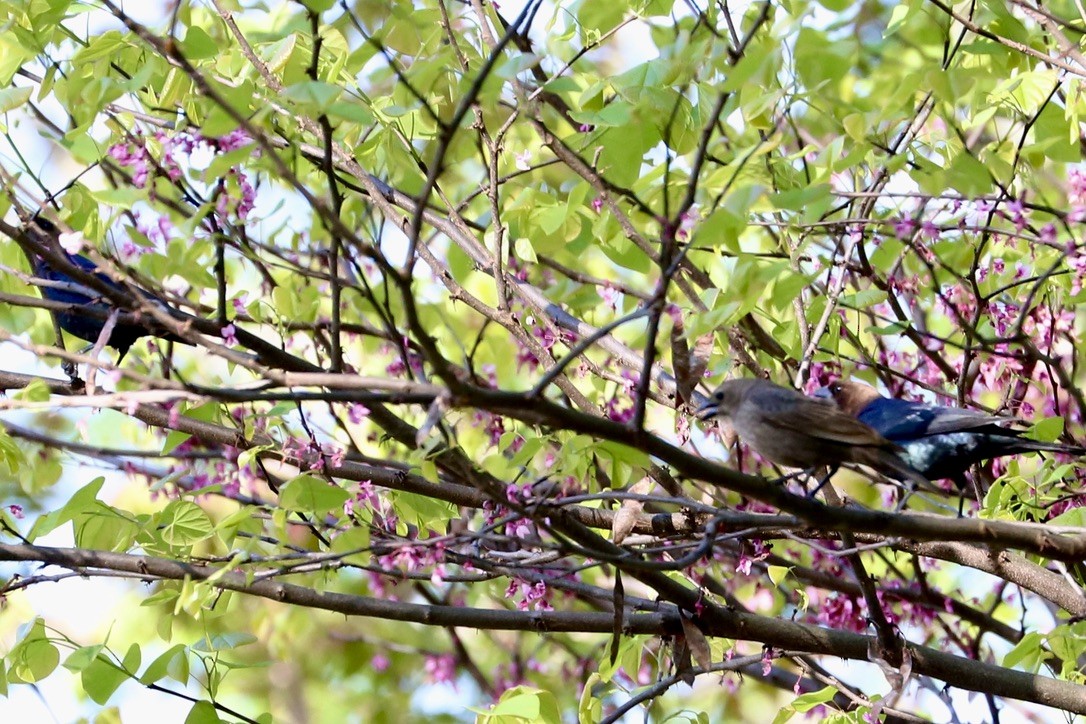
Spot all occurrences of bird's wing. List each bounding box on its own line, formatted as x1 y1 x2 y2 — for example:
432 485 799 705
35 254 126 301
859 398 1017 438
761 395 891 447
919 406 1019 435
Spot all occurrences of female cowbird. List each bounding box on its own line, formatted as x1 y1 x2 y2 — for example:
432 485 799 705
696 378 930 489
27 219 190 361
820 380 1086 489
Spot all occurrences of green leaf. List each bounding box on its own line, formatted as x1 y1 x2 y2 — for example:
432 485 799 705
1003 631 1047 671
0 86 31 113
767 565 791 586
886 0 921 35
0 35 35 85
158 500 214 546
771 184 831 212
867 321 910 336
944 150 993 195
514 237 537 263
595 441 650 469
82 656 129 704
162 403 222 454
1028 416 1064 443
578 673 604 722
185 700 223 724
840 289 887 308
330 526 370 565
282 81 343 114
0 425 25 474
139 644 189 686
327 100 375 125
578 0 625 35
279 475 350 515
479 686 561 723
122 644 141 673
237 444 275 470
29 478 105 541
791 686 838 711
75 506 139 551
182 27 218 60
596 635 640 683
13 379 52 403
64 644 105 672
195 632 258 652
770 270 810 310
394 490 458 529
8 620 59 683
1047 507 1086 528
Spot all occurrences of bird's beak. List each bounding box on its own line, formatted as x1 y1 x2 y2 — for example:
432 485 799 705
812 386 833 401
695 400 719 421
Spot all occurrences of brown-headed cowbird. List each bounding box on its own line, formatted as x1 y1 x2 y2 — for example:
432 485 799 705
819 379 1086 489
24 218 192 361
696 378 930 490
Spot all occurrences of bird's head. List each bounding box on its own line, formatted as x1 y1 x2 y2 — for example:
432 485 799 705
814 379 881 416
696 378 757 422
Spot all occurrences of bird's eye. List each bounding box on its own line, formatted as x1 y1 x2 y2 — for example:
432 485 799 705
714 391 724 401
829 382 841 394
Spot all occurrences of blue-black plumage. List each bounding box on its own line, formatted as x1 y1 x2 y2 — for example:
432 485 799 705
818 380 1086 488
25 220 188 360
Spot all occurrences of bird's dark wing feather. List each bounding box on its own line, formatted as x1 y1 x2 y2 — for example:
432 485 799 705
34 254 118 306
858 397 1016 439
754 392 892 448
34 253 188 352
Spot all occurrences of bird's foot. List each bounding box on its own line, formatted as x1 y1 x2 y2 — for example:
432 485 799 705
894 484 918 512
772 469 811 487
61 361 84 391
806 467 838 499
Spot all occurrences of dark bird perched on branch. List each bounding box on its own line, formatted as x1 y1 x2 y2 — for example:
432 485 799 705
21 218 192 361
696 378 931 493
818 379 1086 492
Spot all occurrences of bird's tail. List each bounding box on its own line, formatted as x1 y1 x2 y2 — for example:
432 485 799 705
997 436 1086 458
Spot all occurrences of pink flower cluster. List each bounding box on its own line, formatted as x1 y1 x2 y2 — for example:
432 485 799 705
108 130 256 225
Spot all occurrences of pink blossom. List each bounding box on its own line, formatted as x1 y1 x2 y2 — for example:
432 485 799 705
424 653 456 684
605 396 635 423
348 403 370 424
221 324 238 346
370 653 390 672
597 284 619 310
813 592 865 633
119 239 147 262
217 129 253 153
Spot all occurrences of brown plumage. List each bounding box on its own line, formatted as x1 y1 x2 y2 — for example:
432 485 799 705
826 380 883 417
696 378 930 488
